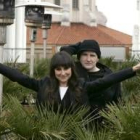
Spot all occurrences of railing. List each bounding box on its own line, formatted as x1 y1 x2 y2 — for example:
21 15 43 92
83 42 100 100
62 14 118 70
3 47 54 62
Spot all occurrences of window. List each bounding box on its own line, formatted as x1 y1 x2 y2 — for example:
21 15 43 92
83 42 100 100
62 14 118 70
73 0 79 9
54 0 60 5
89 0 92 10
137 0 139 10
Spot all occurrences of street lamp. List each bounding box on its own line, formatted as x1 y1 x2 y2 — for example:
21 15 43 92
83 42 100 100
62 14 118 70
25 5 44 77
42 11 62 59
42 14 52 59
0 0 15 108
15 2 62 77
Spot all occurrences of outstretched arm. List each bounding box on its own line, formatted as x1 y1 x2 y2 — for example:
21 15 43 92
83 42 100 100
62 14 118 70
85 67 136 93
87 62 140 92
132 62 140 72
0 63 42 92
60 42 81 55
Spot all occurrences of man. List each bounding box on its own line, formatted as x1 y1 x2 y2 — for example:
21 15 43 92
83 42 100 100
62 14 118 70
60 39 121 125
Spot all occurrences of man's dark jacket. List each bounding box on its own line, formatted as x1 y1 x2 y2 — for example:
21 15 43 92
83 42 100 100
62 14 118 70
75 62 121 110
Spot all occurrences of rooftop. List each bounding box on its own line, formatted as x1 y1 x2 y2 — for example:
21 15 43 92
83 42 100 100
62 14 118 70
27 22 132 46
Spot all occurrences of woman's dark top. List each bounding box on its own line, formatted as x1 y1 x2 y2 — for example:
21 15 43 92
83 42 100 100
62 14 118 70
0 63 135 112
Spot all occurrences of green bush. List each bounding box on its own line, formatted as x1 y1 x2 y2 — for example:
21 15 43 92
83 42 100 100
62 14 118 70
1 56 140 139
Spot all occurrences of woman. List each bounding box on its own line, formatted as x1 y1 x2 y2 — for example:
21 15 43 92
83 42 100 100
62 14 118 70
0 51 139 112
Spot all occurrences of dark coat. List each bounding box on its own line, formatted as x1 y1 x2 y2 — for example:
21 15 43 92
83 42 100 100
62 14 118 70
0 63 135 112
75 62 121 109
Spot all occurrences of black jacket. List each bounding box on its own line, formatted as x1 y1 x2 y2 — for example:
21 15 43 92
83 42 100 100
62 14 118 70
75 62 121 109
0 63 135 112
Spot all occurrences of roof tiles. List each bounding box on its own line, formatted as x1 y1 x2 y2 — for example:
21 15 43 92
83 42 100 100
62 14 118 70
27 22 132 46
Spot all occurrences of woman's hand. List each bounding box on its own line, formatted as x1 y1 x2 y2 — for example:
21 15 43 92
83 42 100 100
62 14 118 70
132 63 140 72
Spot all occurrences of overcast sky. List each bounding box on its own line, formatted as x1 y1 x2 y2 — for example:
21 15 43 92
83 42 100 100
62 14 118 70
96 0 137 35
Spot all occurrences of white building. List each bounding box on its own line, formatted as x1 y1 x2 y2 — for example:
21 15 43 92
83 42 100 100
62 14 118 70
5 0 131 62
132 0 140 58
44 0 107 26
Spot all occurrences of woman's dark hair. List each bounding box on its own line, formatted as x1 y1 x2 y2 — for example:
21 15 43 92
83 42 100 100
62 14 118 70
47 51 82 103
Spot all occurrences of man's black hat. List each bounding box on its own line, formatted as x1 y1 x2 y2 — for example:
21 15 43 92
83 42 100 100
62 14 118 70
77 40 101 59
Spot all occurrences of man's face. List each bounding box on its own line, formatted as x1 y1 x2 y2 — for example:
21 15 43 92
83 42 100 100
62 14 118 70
79 51 99 72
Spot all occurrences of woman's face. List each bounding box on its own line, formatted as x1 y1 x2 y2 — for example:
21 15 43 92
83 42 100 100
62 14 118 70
54 66 72 86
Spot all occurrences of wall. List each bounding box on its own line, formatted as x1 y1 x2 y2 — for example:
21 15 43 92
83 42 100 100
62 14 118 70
100 46 126 61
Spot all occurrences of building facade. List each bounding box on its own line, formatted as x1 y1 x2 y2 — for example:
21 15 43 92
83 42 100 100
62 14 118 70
4 0 132 63
132 0 140 58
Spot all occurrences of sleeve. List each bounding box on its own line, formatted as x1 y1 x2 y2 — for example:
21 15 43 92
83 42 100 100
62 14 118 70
85 68 136 93
0 63 42 92
60 42 81 55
